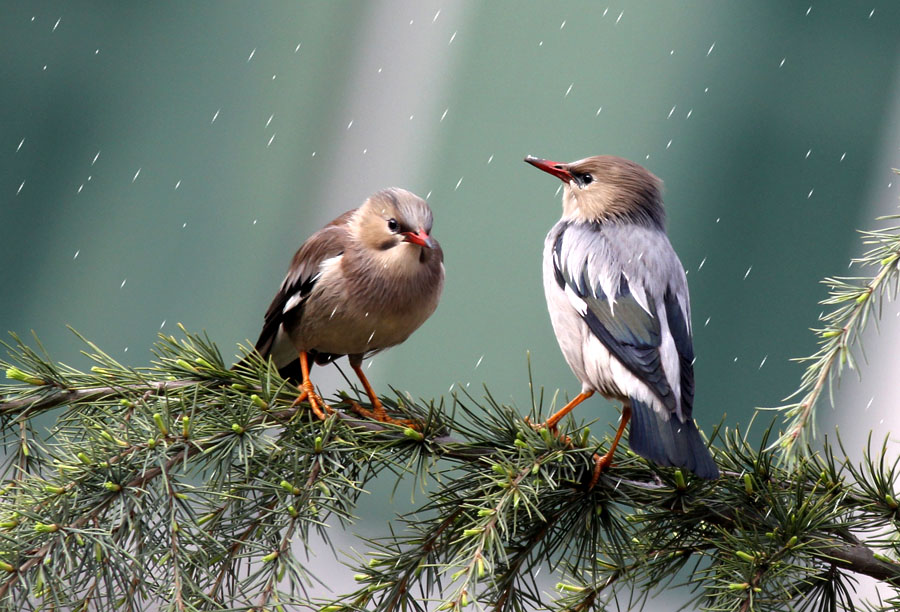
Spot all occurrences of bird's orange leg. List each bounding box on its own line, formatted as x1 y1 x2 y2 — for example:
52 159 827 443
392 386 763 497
290 351 331 420
532 390 595 433
348 364 419 428
588 404 632 488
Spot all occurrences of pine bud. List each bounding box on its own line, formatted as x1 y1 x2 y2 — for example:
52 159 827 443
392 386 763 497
735 550 756 563
152 413 168 436
194 357 214 370
5 367 45 386
403 427 424 442
175 359 197 373
555 583 584 593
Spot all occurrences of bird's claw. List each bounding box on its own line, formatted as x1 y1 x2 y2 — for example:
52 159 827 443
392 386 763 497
292 382 332 421
349 400 421 430
524 416 572 446
524 415 555 434
588 452 612 490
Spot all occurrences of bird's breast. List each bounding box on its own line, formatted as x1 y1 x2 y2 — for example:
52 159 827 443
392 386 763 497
290 249 443 356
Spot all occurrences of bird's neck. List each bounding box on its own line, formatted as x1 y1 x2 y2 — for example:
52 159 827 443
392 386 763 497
364 242 431 278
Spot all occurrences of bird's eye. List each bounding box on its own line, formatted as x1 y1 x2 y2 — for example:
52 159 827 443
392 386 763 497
581 173 594 185
387 218 399 232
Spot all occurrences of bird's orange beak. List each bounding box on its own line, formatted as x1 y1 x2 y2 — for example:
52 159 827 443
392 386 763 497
524 155 573 183
402 229 435 249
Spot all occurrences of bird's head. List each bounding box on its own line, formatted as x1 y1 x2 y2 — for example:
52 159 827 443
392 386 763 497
356 188 438 266
524 155 665 227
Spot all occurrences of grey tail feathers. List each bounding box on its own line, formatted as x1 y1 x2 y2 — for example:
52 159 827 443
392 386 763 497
628 399 719 479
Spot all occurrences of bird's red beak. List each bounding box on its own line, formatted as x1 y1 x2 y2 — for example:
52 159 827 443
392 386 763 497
402 229 435 249
524 155 573 183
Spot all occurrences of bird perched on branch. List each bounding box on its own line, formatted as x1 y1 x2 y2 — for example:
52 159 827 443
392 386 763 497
244 187 444 424
524 155 718 483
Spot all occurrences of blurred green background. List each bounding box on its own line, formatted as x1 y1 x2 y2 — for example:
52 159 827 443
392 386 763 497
2 1 900 602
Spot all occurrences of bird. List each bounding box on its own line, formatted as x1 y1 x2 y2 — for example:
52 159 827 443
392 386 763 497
243 187 444 424
524 154 718 483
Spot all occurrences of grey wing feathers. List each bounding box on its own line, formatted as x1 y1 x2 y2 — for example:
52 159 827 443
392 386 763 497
553 224 681 413
663 287 695 416
254 224 347 357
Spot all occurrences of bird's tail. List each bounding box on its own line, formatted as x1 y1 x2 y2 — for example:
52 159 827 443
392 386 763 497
628 399 719 479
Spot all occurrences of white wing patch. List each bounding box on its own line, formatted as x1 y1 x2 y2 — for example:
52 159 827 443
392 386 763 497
624 272 653 316
283 292 303 314
564 284 588 315
281 254 343 314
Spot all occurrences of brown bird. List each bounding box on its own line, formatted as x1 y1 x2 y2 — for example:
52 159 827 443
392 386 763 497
525 155 717 483
247 187 444 423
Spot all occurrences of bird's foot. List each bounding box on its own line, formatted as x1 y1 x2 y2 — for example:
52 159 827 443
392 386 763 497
524 416 572 446
588 452 612 490
291 382 332 421
349 400 421 430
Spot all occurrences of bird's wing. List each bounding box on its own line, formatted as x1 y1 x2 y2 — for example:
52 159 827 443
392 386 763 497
254 223 349 358
553 222 694 417
663 283 694 417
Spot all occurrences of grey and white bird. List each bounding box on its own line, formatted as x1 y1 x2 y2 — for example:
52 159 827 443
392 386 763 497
246 187 444 423
524 155 718 481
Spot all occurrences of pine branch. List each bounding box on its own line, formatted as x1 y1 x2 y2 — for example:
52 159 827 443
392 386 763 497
1 330 900 611
769 205 900 464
